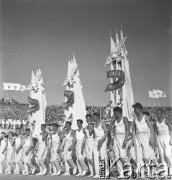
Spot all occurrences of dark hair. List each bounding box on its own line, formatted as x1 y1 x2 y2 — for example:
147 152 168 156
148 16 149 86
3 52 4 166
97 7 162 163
65 121 71 126
86 114 92 118
52 123 59 128
93 112 100 118
132 102 143 110
41 124 46 127
113 107 122 114
77 119 83 124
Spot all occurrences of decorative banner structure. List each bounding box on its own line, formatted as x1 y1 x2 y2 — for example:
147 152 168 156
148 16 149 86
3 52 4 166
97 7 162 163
61 90 74 109
26 96 40 115
105 70 125 92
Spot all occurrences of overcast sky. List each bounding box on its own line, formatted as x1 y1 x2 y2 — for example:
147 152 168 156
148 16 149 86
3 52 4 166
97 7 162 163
0 0 171 107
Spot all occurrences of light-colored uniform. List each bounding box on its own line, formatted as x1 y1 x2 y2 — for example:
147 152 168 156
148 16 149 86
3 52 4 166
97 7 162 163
85 128 93 160
85 128 94 174
37 133 47 161
93 122 108 176
156 119 172 167
76 128 85 160
64 130 74 173
2 120 5 129
15 136 23 163
113 117 130 175
0 138 7 162
7 138 15 163
0 138 7 173
76 128 86 174
51 132 60 161
135 115 151 165
23 136 32 163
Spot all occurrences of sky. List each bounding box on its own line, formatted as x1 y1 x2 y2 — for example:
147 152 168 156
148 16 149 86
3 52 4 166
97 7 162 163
0 0 171 107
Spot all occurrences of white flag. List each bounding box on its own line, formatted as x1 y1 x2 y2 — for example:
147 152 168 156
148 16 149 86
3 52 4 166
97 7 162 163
153 89 160 98
149 91 154 98
161 91 167 98
3 83 11 90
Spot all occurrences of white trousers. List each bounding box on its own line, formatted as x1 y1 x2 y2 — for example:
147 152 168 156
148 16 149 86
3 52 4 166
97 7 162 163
93 137 109 176
113 134 130 175
157 134 172 167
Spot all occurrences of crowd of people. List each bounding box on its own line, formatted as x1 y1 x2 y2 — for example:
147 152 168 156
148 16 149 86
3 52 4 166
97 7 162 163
0 102 171 179
0 119 28 130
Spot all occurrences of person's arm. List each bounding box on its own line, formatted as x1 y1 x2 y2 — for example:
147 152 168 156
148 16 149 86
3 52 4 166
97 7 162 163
26 136 34 155
42 131 48 141
81 128 86 152
88 124 94 136
100 122 108 143
122 117 130 149
16 135 24 153
165 119 172 145
2 138 8 154
145 115 155 146
57 131 62 152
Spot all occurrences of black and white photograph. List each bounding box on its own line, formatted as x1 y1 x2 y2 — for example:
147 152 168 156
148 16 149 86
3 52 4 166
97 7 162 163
0 0 171 179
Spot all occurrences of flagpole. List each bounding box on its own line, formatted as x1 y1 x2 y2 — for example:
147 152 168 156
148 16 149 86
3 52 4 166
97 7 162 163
158 98 160 107
12 90 15 99
153 98 155 107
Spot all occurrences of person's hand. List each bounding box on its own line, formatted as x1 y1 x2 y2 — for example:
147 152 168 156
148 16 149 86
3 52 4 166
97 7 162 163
169 138 172 145
122 139 127 149
25 150 29 156
98 139 103 151
16 148 19 154
150 136 155 147
68 145 73 151
81 144 85 155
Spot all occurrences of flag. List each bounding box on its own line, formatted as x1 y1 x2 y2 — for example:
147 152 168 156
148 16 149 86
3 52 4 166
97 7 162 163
20 85 26 91
149 91 156 98
3 83 12 90
161 91 167 98
152 89 159 98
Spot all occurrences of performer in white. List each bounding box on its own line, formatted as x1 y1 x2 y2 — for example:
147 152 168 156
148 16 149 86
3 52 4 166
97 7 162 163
61 121 77 176
92 112 109 179
14 128 24 175
0 132 7 174
50 123 62 176
83 114 94 177
74 119 88 177
154 108 172 175
112 107 131 178
2 119 5 129
23 128 36 175
35 124 48 175
5 131 15 175
132 102 155 178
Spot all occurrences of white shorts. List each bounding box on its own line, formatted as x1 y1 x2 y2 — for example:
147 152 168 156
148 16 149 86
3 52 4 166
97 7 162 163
37 143 47 161
51 144 60 162
7 148 15 163
85 138 93 159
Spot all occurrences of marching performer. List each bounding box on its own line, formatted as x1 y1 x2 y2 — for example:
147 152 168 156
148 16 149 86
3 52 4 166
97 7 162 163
35 124 48 175
84 114 94 177
23 128 36 175
50 123 62 176
92 112 109 179
132 102 155 178
74 119 88 176
14 128 24 175
0 132 7 174
112 107 131 178
61 121 77 176
154 108 172 175
5 131 15 175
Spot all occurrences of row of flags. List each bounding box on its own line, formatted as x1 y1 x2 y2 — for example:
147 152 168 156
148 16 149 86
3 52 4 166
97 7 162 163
149 89 167 98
